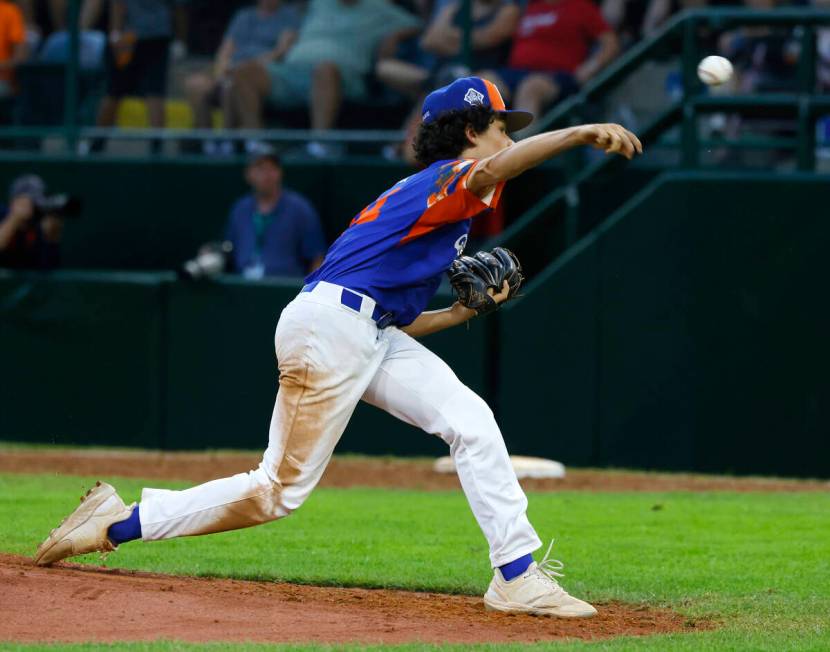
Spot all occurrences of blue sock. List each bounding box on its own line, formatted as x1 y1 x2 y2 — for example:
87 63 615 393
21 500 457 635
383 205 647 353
499 553 533 581
107 505 142 545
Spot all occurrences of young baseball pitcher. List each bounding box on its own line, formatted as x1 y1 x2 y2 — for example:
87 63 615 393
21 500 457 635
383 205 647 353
35 77 641 617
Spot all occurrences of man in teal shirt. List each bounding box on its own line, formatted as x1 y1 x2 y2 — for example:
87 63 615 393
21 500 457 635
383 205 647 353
225 0 421 153
225 146 326 278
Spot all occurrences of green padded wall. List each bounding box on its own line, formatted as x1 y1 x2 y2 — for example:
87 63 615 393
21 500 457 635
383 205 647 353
165 277 486 456
0 272 487 456
500 172 830 477
0 156 568 272
0 270 168 446
0 158 410 270
496 241 599 466
4 172 829 476
163 277 295 450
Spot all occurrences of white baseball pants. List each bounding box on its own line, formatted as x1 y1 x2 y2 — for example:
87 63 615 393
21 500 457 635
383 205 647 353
139 282 541 567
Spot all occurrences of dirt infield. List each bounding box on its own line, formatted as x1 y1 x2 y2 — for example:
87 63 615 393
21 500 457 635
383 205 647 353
0 554 699 645
1 447 828 492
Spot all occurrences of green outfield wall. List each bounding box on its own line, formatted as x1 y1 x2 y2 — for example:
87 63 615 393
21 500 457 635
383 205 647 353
0 272 485 456
499 172 830 478
0 157 588 270
0 271 166 447
0 158 408 269
0 157 654 276
2 171 828 476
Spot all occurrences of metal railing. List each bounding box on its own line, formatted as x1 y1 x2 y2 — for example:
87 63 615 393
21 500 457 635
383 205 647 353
7 0 486 155
13 6 824 262
487 8 830 260
9 7 830 155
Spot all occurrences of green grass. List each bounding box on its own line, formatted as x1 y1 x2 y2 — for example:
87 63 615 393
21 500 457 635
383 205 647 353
1 472 829 651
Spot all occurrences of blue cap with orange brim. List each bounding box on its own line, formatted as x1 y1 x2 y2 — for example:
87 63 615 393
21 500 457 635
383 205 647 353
421 76 534 132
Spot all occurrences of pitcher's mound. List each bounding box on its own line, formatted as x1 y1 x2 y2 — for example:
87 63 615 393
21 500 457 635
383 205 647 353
0 554 702 645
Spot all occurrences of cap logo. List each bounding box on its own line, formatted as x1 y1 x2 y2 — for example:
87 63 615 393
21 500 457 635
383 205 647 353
422 110 431 121
464 88 485 106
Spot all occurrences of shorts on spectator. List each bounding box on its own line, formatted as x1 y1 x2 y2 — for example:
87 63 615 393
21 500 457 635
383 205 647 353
497 68 579 99
203 79 230 107
107 37 171 98
267 61 367 108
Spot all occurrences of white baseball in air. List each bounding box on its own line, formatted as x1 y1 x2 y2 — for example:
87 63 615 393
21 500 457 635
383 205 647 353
697 56 733 86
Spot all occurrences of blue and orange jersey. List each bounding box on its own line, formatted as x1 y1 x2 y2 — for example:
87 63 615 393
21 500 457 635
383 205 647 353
305 158 505 326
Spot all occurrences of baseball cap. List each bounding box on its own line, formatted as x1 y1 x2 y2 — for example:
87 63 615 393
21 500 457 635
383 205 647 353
9 174 47 204
421 76 533 132
246 142 281 167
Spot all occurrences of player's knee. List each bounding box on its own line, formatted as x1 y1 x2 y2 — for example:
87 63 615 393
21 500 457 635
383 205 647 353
314 61 341 83
185 74 211 98
439 388 499 447
519 75 557 100
256 456 315 517
230 61 260 88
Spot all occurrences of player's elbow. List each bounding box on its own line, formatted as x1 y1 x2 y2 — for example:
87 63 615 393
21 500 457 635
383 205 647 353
469 156 513 193
599 32 620 62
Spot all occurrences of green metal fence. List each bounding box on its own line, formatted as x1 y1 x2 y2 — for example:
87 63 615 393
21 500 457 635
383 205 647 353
7 7 830 274
488 8 830 274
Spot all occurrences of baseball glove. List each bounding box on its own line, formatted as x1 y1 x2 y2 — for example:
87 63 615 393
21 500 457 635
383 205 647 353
447 247 524 316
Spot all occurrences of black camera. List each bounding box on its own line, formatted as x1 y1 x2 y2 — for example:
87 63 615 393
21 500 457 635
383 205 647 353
181 241 234 280
9 175 83 221
34 193 83 220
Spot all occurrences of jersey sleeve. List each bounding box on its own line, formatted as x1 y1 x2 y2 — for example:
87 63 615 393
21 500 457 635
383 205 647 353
399 159 505 244
429 159 504 218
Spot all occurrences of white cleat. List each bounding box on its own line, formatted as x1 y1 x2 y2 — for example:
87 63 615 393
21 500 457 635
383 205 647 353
484 541 598 618
34 481 134 566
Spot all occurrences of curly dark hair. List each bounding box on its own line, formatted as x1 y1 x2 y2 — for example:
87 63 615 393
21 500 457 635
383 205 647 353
413 106 497 167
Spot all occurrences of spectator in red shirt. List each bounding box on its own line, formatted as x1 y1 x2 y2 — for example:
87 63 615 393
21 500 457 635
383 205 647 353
0 0 27 96
484 0 619 126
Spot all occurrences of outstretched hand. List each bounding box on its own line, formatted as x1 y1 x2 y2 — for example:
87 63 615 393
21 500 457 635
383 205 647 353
580 124 643 160
488 280 511 305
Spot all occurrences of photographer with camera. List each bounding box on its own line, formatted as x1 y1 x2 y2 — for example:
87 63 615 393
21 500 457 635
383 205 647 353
0 175 77 270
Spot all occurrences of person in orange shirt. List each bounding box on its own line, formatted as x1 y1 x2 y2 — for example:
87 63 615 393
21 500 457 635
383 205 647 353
0 0 27 95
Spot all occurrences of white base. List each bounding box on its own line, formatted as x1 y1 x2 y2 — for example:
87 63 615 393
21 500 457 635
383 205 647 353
433 455 566 479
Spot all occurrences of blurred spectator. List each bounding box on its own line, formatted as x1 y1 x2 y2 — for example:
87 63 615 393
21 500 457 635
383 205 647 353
17 0 110 52
224 145 326 278
485 0 619 122
0 175 65 269
183 0 249 56
601 0 649 48
818 0 830 91
0 0 28 96
16 0 46 52
39 28 106 68
95 0 175 138
225 0 421 156
376 0 520 100
640 0 708 38
184 0 301 138
17 0 65 32
718 0 798 93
